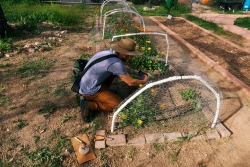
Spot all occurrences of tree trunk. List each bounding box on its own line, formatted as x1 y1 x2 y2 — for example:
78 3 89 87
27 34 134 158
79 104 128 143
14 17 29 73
0 5 12 38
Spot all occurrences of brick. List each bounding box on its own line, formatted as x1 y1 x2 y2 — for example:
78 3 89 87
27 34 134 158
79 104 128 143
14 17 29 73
96 130 105 136
216 123 232 138
205 130 221 140
127 136 146 145
95 140 105 148
106 134 126 146
163 132 182 141
145 133 164 143
190 135 205 141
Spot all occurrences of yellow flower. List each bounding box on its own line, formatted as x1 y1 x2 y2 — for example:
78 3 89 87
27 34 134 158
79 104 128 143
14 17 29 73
135 45 139 50
148 47 151 51
146 40 151 43
137 119 143 125
121 114 126 119
141 47 145 51
160 104 165 109
151 89 155 93
139 84 143 87
161 51 165 54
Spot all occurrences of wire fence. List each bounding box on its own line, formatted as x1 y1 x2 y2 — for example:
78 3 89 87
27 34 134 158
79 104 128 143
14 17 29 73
86 0 222 135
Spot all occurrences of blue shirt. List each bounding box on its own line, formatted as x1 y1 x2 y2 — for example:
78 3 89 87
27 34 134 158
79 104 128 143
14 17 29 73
79 50 127 95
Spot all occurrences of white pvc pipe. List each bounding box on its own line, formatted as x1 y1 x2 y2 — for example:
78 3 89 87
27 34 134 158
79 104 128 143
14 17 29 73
102 10 145 39
111 32 170 65
110 75 221 132
100 0 130 24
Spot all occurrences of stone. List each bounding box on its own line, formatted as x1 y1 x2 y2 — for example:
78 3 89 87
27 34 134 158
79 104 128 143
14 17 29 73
127 136 146 145
216 123 232 138
205 130 221 140
106 134 126 146
163 132 182 141
145 133 164 143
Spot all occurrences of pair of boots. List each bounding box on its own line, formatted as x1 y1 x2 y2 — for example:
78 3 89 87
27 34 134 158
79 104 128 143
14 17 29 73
80 96 97 123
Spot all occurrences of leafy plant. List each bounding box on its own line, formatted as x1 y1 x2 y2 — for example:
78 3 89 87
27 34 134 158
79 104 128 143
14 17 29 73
60 113 76 123
179 88 202 111
0 38 13 53
27 147 63 166
120 87 157 129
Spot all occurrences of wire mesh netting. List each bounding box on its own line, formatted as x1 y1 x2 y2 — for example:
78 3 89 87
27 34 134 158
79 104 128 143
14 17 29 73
87 0 222 135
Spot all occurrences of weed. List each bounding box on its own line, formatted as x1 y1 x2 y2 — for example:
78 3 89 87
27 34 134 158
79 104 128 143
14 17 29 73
0 96 10 107
13 119 28 130
54 83 69 96
127 147 135 159
27 146 63 166
0 38 13 53
179 88 202 111
38 103 57 118
50 129 71 152
0 63 11 68
17 57 55 78
60 113 76 123
33 136 40 143
168 150 179 162
152 142 166 152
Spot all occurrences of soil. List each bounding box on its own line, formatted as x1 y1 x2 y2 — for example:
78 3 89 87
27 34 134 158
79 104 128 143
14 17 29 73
1 3 250 167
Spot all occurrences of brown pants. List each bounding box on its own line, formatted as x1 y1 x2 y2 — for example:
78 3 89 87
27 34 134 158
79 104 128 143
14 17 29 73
83 76 122 112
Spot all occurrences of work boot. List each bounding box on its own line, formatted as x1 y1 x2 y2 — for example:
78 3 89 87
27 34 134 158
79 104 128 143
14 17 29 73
80 96 91 123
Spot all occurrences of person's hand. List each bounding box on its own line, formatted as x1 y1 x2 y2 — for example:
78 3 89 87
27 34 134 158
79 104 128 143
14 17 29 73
143 73 150 83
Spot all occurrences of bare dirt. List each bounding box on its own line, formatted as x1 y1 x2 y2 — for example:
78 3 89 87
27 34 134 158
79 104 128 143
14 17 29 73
1 4 250 167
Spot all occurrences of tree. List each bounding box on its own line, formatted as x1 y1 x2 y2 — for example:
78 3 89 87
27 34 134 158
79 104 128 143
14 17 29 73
0 5 12 38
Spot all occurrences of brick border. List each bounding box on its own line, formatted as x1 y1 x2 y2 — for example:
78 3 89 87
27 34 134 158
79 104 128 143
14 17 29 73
149 16 250 98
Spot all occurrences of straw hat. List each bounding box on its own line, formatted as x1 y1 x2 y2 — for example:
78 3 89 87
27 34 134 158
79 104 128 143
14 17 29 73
110 37 142 56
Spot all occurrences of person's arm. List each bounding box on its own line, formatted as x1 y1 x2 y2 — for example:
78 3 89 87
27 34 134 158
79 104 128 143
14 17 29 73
119 73 149 86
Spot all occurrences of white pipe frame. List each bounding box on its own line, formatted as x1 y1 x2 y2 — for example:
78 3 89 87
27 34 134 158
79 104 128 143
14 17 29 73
110 75 221 132
111 32 170 65
102 10 146 39
100 0 130 24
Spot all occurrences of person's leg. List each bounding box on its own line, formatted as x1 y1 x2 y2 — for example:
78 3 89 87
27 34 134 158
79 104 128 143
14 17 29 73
84 84 122 112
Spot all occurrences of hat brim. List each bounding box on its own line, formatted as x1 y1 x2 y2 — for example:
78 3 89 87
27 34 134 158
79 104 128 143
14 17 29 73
110 41 142 56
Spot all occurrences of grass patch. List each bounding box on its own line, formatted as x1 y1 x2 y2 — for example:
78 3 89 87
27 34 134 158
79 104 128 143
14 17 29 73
13 119 28 130
134 3 191 16
0 38 13 53
0 96 10 107
184 14 230 35
38 103 57 118
234 17 250 30
17 57 55 78
27 146 63 166
54 83 69 96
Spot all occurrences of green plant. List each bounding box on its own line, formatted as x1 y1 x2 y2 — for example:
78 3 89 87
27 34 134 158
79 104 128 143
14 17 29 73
120 88 157 129
38 103 57 118
0 63 11 68
127 147 135 159
234 17 250 30
168 150 179 162
152 142 166 152
50 129 71 152
17 57 55 78
0 38 13 53
60 113 76 123
54 83 69 96
13 119 28 130
179 88 202 111
33 136 40 143
0 96 10 107
27 147 63 166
